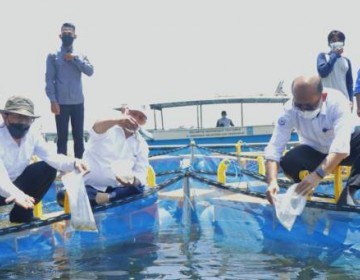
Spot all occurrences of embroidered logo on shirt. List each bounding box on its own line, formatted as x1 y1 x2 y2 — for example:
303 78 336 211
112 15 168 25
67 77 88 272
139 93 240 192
278 117 286 126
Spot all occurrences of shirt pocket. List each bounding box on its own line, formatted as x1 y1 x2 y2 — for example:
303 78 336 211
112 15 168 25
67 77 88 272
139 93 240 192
320 127 335 144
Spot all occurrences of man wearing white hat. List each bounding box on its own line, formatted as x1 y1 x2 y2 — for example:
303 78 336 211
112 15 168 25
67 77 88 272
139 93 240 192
80 104 150 205
0 96 88 223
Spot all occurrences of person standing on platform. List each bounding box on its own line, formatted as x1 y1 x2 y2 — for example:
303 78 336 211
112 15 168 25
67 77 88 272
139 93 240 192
45 22 94 158
216 110 234 127
317 30 353 108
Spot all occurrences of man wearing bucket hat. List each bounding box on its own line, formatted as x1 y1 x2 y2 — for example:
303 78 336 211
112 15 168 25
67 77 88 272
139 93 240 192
79 104 149 205
0 96 88 223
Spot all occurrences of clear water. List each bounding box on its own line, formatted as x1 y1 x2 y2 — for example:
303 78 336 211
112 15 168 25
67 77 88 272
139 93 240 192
0 206 359 279
0 152 359 279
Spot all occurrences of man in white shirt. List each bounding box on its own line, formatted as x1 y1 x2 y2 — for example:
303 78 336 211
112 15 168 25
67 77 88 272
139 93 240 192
0 96 88 223
317 30 353 105
82 104 149 205
265 75 360 206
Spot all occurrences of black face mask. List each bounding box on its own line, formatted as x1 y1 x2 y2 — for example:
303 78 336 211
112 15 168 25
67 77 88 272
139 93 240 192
61 35 74 47
7 123 30 139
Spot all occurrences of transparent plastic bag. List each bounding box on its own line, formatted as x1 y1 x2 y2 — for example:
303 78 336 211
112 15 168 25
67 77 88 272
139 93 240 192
62 172 98 232
273 183 307 231
111 159 135 184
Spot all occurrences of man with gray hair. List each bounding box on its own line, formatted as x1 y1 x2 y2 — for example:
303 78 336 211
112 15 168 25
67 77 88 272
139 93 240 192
0 96 88 223
265 75 360 206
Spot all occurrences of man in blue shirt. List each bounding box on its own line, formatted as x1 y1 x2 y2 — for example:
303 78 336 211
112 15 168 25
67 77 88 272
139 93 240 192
45 23 94 158
216 111 234 127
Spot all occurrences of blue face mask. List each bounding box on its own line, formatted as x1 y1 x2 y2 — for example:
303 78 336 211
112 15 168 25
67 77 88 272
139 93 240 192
7 123 30 139
61 35 74 47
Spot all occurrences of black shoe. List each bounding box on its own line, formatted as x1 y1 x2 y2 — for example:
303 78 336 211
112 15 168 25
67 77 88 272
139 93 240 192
56 187 66 207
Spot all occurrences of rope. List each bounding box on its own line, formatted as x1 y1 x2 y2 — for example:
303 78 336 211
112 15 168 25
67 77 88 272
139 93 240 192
149 145 191 158
0 142 352 235
196 145 237 157
188 171 360 213
155 169 183 177
240 168 336 199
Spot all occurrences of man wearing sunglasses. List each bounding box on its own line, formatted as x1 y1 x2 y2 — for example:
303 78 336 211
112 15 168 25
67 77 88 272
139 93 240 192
265 75 360 206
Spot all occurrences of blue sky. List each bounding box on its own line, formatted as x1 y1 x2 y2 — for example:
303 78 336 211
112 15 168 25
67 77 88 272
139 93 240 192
1 0 359 131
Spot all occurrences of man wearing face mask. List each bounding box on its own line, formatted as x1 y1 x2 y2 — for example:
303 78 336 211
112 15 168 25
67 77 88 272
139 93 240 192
45 22 94 159
56 104 149 206
317 30 353 107
0 96 89 223
264 75 360 206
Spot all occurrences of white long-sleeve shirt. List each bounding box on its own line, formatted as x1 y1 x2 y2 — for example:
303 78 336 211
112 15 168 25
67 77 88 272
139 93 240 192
0 124 76 198
83 126 149 191
265 88 355 162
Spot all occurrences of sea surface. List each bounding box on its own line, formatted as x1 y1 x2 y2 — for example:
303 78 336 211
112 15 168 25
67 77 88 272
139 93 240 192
1 141 360 279
0 201 359 280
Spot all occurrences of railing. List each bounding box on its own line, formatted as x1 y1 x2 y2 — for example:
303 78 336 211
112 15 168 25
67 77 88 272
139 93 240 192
43 131 90 143
299 166 351 203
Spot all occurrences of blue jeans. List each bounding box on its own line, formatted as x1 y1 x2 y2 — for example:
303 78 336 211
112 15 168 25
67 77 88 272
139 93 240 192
86 185 144 206
55 103 84 158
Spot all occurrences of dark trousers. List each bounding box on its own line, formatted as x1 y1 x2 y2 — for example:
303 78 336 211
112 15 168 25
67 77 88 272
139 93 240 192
55 103 84 158
85 185 144 207
0 162 57 223
280 130 360 202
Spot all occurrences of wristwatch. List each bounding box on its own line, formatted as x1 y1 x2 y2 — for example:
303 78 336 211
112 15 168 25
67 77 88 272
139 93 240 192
314 166 326 179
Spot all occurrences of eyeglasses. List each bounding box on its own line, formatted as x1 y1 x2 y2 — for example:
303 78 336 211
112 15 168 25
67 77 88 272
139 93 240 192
293 98 321 111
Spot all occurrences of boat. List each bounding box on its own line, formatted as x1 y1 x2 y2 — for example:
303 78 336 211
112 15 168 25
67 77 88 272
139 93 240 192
0 141 359 268
147 96 297 145
0 178 161 263
42 95 298 155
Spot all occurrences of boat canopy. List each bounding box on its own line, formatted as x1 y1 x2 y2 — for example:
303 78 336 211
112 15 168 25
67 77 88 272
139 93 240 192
149 96 290 130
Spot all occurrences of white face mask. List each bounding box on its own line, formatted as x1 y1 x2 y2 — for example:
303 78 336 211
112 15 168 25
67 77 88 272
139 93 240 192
297 108 321 119
330 41 344 51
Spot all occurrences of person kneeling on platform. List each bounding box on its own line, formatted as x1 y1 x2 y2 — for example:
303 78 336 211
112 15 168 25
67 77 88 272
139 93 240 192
0 96 88 223
81 104 149 206
264 75 360 206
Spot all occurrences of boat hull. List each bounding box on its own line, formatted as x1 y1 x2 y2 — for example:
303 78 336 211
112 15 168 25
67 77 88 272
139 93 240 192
0 192 158 263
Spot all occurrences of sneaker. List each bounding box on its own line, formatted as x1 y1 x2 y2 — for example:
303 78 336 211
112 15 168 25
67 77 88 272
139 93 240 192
95 192 110 205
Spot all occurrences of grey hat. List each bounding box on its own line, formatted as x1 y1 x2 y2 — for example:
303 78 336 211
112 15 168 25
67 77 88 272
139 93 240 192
0 96 40 118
